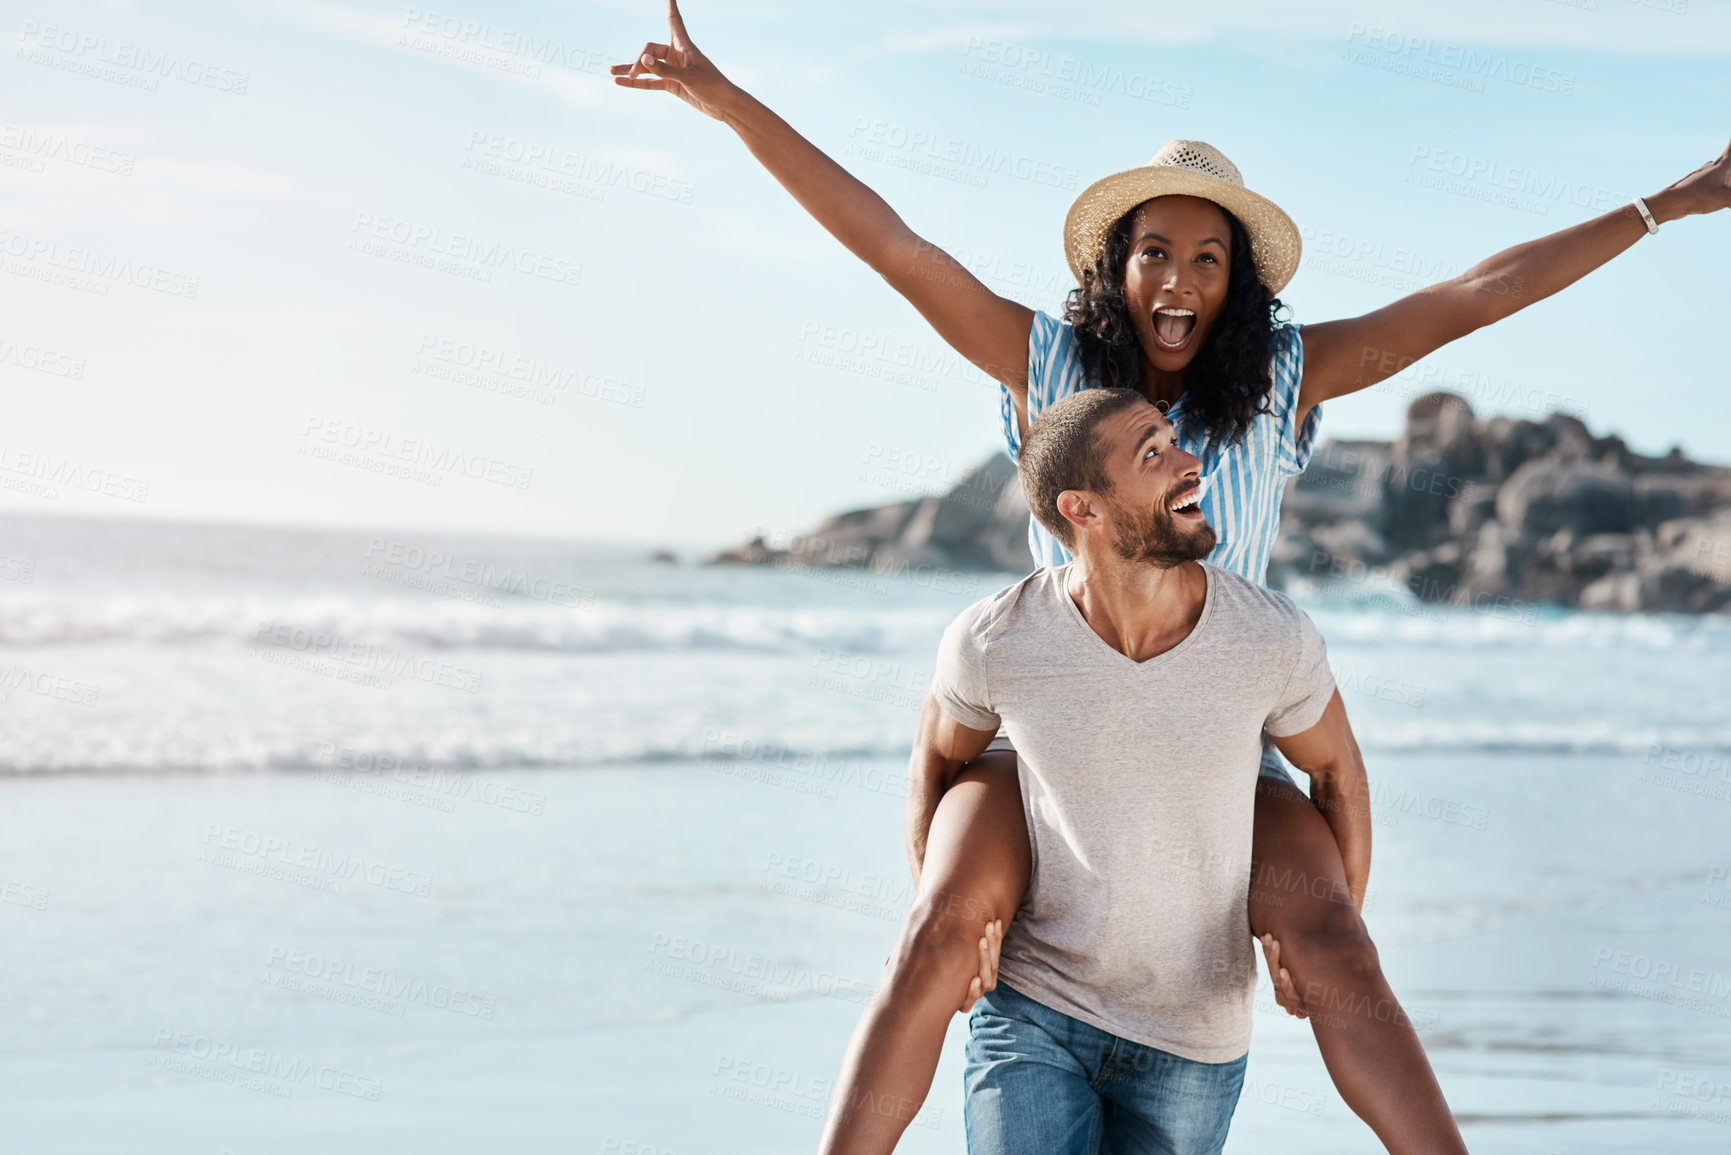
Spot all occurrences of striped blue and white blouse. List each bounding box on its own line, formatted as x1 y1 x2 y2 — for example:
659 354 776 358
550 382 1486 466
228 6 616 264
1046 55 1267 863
1000 312 1321 584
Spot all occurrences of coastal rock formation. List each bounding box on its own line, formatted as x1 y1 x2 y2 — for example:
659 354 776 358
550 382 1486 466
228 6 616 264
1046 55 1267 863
709 454 1036 576
1274 394 1731 613
712 393 1731 614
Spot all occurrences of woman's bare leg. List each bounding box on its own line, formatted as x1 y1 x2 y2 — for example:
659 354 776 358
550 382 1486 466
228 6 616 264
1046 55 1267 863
1249 773 1468 1155
817 751 1029 1155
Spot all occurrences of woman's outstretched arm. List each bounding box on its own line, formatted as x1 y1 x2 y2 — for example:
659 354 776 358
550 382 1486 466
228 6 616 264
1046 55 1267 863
613 0 1035 389
1297 138 1731 423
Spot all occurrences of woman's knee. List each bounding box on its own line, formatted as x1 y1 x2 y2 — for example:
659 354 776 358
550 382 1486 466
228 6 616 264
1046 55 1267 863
894 890 1007 988
1280 898 1382 984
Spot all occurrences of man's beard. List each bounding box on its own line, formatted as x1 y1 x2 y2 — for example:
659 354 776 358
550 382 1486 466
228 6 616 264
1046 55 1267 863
1107 492 1217 568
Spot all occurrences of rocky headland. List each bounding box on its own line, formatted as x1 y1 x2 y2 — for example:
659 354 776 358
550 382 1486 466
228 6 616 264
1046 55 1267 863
711 392 1731 615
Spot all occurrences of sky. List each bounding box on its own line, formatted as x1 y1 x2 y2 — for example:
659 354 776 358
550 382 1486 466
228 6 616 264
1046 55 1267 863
1 0 1728 548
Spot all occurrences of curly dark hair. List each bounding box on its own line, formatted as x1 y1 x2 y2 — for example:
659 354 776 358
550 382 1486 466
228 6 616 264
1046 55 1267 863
1062 201 1287 446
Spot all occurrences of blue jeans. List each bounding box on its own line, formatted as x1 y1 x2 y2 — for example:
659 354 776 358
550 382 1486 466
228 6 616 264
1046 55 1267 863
964 983 1247 1155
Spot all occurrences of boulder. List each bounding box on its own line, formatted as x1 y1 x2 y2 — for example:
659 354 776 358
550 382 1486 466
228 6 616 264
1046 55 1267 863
708 535 781 566
1310 520 1392 567
1496 460 1636 537
1633 476 1700 527
983 479 1036 571
1478 417 1554 482
1462 519 1529 595
1625 511 1731 613
789 501 920 567
1383 394 1482 549
896 456 1018 570
1579 573 1640 614
1566 533 1640 583
1284 440 1388 523
1266 524 1322 587
1539 413 1594 462
1400 393 1484 475
1392 542 1465 604
1678 512 1731 586
1448 481 1499 539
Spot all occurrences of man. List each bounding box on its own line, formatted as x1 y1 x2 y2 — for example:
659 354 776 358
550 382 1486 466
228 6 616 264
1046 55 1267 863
840 386 1372 1154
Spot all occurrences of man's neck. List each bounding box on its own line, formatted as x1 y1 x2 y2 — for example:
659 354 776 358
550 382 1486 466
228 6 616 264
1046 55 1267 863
1064 548 1208 663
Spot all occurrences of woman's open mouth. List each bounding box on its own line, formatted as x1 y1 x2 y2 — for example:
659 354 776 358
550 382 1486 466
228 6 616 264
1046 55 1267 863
1152 307 1198 352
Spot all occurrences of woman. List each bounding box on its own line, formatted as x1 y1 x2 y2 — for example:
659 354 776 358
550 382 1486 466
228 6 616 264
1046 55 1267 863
614 5 1731 1152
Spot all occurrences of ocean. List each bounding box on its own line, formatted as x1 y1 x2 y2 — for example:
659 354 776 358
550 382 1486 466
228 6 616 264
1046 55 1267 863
2 510 1729 1153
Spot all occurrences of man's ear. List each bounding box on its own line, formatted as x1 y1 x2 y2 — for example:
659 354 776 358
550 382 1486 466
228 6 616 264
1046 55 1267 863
1055 490 1099 539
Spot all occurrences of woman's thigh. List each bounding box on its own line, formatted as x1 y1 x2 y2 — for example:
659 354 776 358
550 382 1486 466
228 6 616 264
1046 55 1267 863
1247 774 1358 941
918 748 1031 930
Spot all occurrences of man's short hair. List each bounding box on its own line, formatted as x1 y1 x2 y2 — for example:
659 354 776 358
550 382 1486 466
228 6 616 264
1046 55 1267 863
1020 387 1148 548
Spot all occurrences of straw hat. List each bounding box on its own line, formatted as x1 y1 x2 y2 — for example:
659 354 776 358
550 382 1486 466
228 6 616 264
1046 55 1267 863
1063 140 1301 294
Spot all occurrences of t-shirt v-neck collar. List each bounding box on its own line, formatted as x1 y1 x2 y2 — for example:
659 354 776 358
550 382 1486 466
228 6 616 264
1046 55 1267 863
1053 562 1216 671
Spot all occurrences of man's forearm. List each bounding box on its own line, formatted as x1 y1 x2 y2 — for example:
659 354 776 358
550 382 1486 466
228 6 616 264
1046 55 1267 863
904 779 941 887
903 696 1000 885
904 743 970 885
1309 763 1372 909
1272 694 1373 909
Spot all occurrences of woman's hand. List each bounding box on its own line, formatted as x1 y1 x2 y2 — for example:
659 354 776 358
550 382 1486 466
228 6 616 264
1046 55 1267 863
1651 137 1731 222
1260 933 1309 1019
958 920 1004 1013
610 0 738 122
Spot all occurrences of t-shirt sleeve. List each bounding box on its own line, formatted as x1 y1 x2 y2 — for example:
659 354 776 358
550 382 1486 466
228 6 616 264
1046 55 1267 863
1269 323 1323 477
929 609 1001 733
1000 310 1070 463
1265 604 1335 737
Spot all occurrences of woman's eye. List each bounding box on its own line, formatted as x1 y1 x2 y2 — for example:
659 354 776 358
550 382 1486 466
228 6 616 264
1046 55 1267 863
1197 253 1218 264
1140 247 1164 260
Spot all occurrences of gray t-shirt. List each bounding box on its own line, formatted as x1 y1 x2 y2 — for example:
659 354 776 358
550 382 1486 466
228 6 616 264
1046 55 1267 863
931 561 1335 1063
